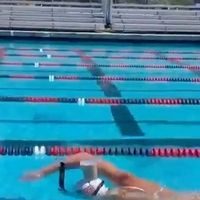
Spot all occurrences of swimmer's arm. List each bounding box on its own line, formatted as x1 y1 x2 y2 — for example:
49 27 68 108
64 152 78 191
30 152 132 183
22 152 94 180
96 160 176 197
22 152 134 183
96 159 136 186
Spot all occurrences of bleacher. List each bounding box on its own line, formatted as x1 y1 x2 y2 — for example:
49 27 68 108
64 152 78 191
0 0 200 34
0 1 105 32
111 4 200 33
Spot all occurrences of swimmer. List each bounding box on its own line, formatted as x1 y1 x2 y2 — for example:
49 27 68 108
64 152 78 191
21 152 198 200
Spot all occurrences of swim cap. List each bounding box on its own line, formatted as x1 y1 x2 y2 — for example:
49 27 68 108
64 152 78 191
76 178 108 197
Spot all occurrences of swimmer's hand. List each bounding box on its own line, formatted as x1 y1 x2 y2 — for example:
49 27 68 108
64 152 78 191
21 171 43 181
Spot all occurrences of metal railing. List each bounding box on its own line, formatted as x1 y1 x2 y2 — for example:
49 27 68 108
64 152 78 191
113 0 196 5
0 0 101 7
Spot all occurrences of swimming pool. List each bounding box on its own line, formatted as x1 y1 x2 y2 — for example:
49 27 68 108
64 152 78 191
1 39 200 140
0 38 200 199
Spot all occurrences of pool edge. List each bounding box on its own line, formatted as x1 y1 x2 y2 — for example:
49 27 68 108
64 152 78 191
1 30 200 42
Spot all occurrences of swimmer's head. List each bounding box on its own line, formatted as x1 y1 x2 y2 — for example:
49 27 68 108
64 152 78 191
76 178 109 197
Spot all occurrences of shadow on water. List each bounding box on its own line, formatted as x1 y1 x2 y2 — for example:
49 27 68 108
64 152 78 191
77 50 144 137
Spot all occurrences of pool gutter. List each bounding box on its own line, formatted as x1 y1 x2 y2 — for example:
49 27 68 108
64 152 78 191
1 30 200 41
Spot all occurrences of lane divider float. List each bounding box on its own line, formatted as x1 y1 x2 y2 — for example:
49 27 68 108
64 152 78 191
0 146 200 157
1 62 200 70
48 75 54 82
0 96 200 105
3 53 200 60
34 62 39 68
1 74 200 83
3 47 200 54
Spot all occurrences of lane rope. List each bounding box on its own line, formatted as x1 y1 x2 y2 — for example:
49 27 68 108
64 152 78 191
0 146 200 157
1 74 200 83
0 62 200 70
2 47 200 54
0 96 200 105
3 53 200 60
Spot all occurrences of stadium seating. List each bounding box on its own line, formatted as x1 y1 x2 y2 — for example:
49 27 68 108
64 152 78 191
1 0 200 34
112 4 200 33
0 1 105 32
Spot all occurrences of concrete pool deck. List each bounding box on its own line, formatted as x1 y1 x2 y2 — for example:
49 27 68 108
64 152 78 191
1 30 200 41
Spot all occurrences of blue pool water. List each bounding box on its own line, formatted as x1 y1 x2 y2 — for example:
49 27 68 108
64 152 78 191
0 39 200 140
1 156 200 200
0 39 200 199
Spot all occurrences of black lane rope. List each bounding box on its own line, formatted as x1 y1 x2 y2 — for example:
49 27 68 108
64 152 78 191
154 52 200 78
1 145 200 158
1 61 200 70
76 50 144 136
1 74 200 83
3 47 200 54
1 96 200 105
3 53 200 60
